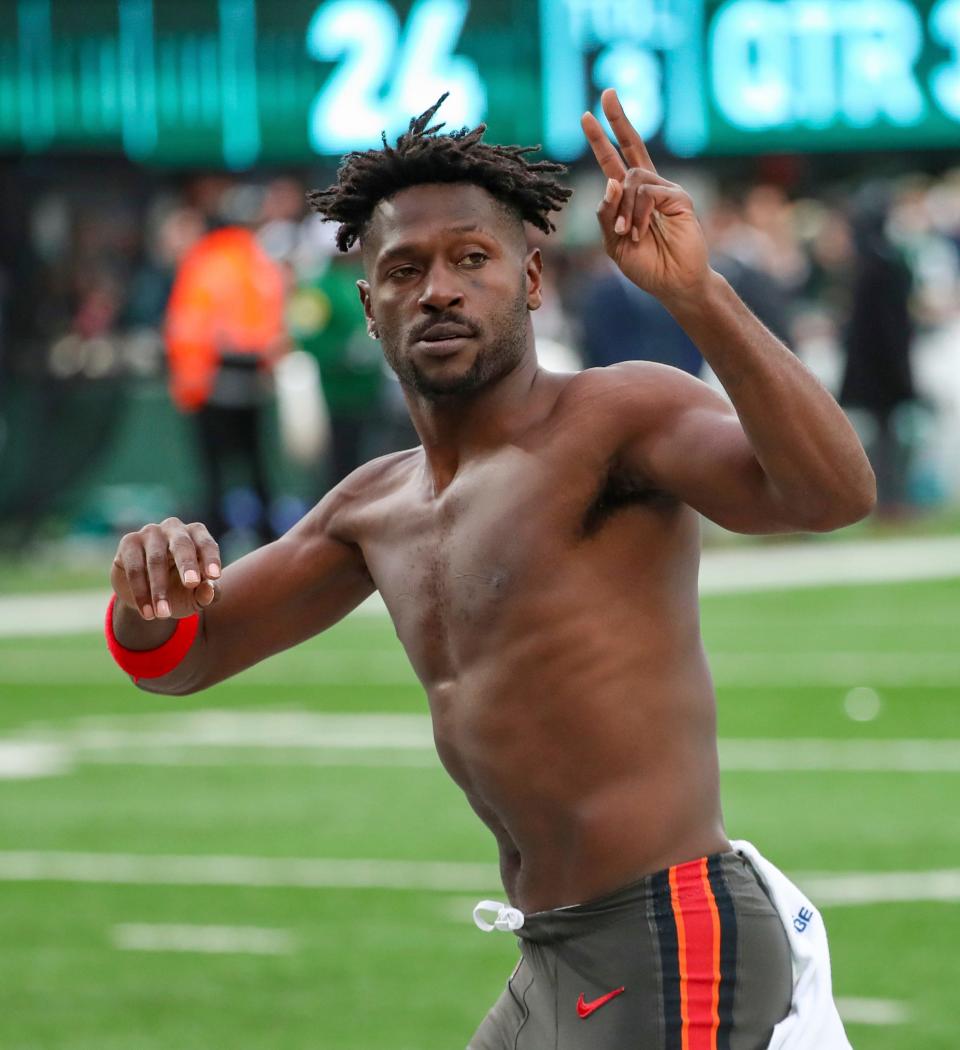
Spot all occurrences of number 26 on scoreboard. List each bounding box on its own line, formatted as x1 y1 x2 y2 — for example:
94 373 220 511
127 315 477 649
306 0 487 153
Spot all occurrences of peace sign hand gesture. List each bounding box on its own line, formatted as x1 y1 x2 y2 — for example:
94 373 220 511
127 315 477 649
581 89 711 309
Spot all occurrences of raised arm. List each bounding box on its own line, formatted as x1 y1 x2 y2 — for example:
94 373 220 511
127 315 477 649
109 486 374 696
580 90 875 533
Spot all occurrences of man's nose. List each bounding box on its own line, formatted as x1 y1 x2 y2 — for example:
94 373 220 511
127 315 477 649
418 264 464 312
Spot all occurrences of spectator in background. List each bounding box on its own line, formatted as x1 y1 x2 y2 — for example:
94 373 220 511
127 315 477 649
123 206 204 330
287 248 384 485
577 251 702 375
705 192 797 348
839 188 915 516
164 220 290 545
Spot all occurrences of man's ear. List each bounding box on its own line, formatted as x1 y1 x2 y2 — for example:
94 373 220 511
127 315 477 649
525 248 544 311
357 280 379 339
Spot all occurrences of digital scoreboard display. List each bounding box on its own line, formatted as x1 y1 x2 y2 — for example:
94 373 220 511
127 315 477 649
1 0 958 165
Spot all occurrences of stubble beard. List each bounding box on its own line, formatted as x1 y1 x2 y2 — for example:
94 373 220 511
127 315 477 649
380 282 529 401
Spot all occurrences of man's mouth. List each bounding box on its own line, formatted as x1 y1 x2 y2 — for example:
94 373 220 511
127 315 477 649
414 322 476 355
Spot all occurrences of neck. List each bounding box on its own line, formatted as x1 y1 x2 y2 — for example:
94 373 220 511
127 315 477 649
403 345 542 493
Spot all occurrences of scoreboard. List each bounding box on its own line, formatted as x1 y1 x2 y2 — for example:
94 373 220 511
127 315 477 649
1 0 959 165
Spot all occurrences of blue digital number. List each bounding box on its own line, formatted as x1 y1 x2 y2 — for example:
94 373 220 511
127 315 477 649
306 0 399 152
306 0 485 154
931 0 960 120
592 41 663 141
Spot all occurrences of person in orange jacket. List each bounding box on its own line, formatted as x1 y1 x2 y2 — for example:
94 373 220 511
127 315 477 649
165 225 290 544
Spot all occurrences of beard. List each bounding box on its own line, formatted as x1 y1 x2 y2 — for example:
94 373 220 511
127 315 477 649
380 280 529 400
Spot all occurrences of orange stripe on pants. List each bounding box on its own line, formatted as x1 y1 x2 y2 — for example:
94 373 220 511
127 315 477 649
670 858 723 1050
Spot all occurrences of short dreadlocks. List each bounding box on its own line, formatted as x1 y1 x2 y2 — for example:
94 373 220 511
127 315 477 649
307 94 572 252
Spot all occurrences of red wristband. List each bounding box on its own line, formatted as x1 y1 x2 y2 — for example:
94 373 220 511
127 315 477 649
105 593 200 683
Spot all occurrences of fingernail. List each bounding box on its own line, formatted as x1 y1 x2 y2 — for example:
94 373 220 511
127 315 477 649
631 227 640 242
604 178 618 204
156 599 170 618
614 216 627 235
184 570 200 585
207 563 221 578
141 605 155 620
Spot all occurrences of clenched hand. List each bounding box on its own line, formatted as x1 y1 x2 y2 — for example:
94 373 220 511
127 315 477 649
111 518 221 620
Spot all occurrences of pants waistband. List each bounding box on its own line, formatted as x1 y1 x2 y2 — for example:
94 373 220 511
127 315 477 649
512 849 758 942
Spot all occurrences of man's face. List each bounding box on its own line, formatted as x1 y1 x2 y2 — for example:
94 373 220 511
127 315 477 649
358 183 542 399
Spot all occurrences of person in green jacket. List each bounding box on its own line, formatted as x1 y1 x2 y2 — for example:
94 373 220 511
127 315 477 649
287 252 384 484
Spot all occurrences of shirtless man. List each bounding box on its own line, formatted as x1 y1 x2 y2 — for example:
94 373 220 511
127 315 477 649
107 92 873 1049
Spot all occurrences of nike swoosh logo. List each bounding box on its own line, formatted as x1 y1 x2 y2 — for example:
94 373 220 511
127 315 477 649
576 986 626 1018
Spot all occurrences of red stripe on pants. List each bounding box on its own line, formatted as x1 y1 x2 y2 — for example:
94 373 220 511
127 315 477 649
669 858 722 1050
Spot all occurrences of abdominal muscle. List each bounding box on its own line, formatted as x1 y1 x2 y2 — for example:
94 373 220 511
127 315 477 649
422 620 731 913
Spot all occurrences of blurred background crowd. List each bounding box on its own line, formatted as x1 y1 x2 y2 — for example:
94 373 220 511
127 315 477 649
1 151 959 558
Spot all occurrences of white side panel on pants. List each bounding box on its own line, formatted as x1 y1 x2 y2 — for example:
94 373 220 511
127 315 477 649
731 840 854 1050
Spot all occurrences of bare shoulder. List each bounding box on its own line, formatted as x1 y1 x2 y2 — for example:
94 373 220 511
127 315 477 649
317 447 423 541
558 362 728 436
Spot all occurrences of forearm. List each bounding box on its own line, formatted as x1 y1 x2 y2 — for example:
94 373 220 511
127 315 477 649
666 272 876 528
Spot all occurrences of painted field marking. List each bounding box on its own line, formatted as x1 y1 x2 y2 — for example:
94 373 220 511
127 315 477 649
711 652 960 687
1 851 960 909
111 923 294 955
698 535 960 593
82 748 440 769
835 997 909 1025
0 851 502 892
2 535 959 637
0 741 72 779
3 711 960 777
800 869 960 906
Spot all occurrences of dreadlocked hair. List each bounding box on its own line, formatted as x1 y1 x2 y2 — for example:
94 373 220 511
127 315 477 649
306 94 572 252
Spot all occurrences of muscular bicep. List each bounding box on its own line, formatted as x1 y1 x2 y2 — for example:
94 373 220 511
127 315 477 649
615 365 796 534
140 500 374 694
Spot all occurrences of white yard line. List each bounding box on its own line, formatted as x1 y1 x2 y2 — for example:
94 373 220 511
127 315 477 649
111 923 295 955
711 652 960 687
835 998 909 1025
2 535 959 637
82 748 441 769
4 710 960 777
45 711 437 750
698 535 960 593
800 869 960 906
1 851 958 911
0 852 502 892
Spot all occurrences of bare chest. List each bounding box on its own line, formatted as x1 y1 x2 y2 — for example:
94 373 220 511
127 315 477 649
355 446 662 680
362 450 550 649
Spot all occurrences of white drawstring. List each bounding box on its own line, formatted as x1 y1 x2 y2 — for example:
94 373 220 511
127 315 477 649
473 899 525 932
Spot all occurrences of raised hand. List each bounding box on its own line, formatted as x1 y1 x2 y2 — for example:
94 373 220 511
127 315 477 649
111 518 221 620
581 89 710 307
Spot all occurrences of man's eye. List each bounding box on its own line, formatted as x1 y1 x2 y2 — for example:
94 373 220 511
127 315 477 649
389 266 418 280
460 252 488 267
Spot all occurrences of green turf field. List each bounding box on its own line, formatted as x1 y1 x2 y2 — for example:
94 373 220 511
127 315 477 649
0 576 957 1049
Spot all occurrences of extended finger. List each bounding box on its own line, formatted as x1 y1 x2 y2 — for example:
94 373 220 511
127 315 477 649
115 541 154 620
186 522 221 580
166 529 203 588
580 111 627 181
600 89 657 174
141 527 173 619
